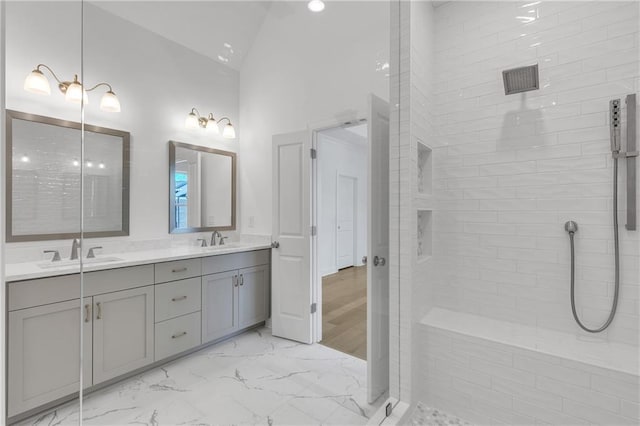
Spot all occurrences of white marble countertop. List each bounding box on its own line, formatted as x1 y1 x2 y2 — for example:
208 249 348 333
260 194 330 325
5 242 272 282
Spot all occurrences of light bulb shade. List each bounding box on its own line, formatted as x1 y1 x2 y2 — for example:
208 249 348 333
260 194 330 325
185 112 199 129
65 82 88 104
308 0 325 12
223 123 236 139
100 90 121 112
24 69 51 95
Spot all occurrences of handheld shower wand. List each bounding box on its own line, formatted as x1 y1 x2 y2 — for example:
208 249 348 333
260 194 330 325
610 99 621 154
565 98 627 333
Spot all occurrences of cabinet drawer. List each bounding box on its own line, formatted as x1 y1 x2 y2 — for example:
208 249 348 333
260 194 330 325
85 265 154 296
155 258 202 284
154 312 201 361
155 278 201 322
202 249 270 275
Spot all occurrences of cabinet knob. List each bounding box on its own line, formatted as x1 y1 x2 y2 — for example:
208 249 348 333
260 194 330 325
271 241 280 249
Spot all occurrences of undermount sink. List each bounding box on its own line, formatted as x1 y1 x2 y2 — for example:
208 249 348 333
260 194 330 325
37 256 124 269
205 242 242 250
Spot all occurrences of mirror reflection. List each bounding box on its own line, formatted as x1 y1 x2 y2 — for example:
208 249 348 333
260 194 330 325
169 141 236 233
7 110 129 241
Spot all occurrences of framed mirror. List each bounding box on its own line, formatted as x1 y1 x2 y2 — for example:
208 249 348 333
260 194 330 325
169 141 236 233
6 110 130 242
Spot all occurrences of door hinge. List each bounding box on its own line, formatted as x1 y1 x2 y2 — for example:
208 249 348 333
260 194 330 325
311 225 317 236
310 148 317 159
311 303 317 314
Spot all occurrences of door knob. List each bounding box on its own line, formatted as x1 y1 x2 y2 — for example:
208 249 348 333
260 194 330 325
362 256 367 265
373 256 386 267
271 241 280 249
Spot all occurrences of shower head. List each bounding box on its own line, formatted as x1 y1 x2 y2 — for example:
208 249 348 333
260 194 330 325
502 64 539 95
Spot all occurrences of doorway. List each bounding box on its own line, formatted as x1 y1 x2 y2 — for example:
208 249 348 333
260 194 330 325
317 124 368 360
271 94 390 403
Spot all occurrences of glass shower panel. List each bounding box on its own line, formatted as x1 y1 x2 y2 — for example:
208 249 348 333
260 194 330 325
79 0 399 424
2 1 84 424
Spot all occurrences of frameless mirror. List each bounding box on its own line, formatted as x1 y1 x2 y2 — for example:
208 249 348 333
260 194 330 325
6 110 130 241
169 141 236 233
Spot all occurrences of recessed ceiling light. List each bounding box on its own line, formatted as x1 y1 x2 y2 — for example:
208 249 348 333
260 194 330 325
308 0 325 13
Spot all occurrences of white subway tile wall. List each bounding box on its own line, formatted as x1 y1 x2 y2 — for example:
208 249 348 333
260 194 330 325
429 1 639 346
403 1 640 424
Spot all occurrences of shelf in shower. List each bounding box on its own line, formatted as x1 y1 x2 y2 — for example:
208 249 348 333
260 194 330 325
417 209 432 262
416 140 432 196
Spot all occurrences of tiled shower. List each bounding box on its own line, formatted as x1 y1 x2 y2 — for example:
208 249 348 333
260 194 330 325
397 1 640 425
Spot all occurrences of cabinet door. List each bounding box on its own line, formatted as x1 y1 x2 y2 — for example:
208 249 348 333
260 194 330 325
93 286 154 384
202 270 238 343
238 265 270 329
8 298 92 417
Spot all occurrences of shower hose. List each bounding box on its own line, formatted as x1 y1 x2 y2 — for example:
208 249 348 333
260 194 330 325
567 157 620 333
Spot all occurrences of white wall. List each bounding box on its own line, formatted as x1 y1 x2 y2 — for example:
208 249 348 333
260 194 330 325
4 1 239 258
238 1 390 236
317 131 368 277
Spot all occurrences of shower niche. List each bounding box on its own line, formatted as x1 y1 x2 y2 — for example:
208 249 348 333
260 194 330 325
417 141 432 196
417 209 432 262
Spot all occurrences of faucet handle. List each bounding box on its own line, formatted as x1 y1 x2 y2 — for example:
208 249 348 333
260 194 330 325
219 236 229 245
44 250 61 262
87 247 103 259
197 238 208 247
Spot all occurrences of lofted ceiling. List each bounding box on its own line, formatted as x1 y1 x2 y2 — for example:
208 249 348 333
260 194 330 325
91 1 272 71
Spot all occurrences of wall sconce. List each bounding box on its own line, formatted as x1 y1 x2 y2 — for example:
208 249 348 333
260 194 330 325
24 64 121 112
185 107 236 139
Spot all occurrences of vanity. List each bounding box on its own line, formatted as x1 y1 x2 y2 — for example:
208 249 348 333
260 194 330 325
4 57 261 422
6 245 271 420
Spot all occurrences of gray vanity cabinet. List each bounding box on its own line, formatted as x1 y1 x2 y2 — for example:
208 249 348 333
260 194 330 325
7 298 93 417
202 270 239 343
202 262 270 344
238 265 270 329
92 285 155 384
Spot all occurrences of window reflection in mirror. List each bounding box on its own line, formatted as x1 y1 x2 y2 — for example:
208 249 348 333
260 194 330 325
169 141 236 233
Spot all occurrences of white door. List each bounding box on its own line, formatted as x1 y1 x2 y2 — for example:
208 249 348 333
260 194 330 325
272 130 313 343
337 175 357 269
367 94 390 403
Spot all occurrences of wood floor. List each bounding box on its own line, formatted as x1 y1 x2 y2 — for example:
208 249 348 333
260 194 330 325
321 265 367 360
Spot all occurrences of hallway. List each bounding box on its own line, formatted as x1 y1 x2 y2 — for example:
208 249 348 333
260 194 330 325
321 266 367 360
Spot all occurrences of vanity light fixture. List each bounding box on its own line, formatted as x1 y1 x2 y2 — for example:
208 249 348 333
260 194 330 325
308 0 325 12
24 64 121 112
219 117 237 139
185 108 236 139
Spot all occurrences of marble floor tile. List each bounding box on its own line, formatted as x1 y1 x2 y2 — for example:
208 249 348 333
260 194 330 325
18 327 382 426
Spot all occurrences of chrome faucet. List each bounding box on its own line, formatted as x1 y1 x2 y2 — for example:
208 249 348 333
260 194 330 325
70 238 80 260
211 231 222 246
